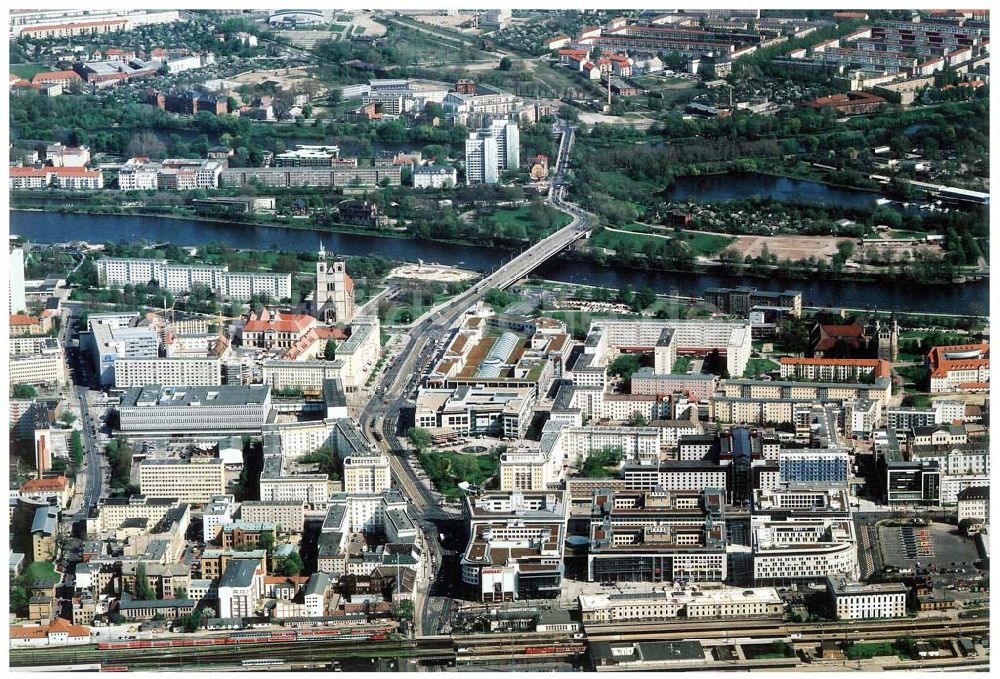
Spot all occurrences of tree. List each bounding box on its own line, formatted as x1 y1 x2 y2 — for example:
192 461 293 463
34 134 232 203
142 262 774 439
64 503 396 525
627 412 649 427
302 103 313 118
276 551 304 576
10 382 40 400
126 131 166 159
324 339 338 360
407 427 433 452
260 530 275 555
10 584 29 613
135 562 155 600
70 430 84 465
59 411 77 427
499 56 513 71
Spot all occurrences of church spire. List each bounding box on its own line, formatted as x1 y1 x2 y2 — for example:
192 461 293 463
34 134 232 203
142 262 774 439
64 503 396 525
319 240 326 260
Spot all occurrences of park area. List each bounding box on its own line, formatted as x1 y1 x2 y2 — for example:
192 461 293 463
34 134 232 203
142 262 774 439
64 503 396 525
418 449 499 500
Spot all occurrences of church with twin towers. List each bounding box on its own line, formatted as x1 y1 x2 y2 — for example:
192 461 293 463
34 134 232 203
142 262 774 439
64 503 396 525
311 242 355 325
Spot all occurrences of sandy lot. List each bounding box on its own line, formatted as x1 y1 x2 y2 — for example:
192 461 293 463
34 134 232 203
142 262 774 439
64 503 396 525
231 67 314 86
411 13 478 31
728 235 847 262
387 263 478 282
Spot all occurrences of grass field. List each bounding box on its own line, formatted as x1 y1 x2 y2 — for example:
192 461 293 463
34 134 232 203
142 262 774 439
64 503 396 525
592 226 735 257
10 64 48 79
489 204 573 240
744 358 778 378
677 230 737 256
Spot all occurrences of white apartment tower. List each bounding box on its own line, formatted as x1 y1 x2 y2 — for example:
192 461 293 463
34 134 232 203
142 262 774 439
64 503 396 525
491 119 520 172
465 131 499 184
314 243 355 325
9 247 26 315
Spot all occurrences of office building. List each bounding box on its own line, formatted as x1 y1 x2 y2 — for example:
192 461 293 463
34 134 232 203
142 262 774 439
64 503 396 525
414 386 536 439
218 559 263 619
580 585 782 623
203 495 237 543
117 385 272 435
587 487 727 584
703 287 802 317
827 575 907 620
752 515 859 584
461 491 567 601
138 458 226 503
927 343 990 393
84 322 159 387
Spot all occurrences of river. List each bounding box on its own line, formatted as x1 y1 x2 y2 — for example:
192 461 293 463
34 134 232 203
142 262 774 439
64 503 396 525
666 172 883 209
10 211 987 315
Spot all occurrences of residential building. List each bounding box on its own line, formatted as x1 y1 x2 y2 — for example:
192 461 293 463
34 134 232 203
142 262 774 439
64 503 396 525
413 164 457 188
9 166 103 190
138 458 226 503
219 166 401 188
9 337 67 388
239 501 306 534
113 357 222 388
465 130 499 184
9 247 26 314
96 257 292 302
957 486 989 523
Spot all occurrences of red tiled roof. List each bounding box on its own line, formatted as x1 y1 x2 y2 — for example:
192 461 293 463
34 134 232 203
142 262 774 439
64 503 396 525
316 326 348 340
21 477 69 493
31 70 82 83
24 18 126 33
244 308 316 334
10 314 41 325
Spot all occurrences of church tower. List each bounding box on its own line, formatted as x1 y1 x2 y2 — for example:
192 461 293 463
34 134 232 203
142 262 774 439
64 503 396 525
315 242 355 325
871 312 899 361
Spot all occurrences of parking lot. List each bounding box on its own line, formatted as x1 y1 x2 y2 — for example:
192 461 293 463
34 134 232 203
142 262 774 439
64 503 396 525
877 520 981 571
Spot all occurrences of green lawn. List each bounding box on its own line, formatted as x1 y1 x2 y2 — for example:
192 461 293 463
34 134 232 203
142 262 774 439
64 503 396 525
10 64 48 80
592 226 734 257
418 450 497 500
19 560 59 585
677 230 737 256
488 204 572 240
743 358 778 378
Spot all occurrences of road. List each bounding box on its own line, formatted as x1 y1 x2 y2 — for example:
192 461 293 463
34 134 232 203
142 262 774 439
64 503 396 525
358 119 592 634
60 303 105 523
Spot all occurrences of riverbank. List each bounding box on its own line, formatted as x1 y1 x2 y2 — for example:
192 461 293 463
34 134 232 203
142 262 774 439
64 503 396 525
12 210 988 315
10 205 556 252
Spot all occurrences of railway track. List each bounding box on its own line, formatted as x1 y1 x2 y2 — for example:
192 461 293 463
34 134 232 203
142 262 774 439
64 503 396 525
585 617 988 643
